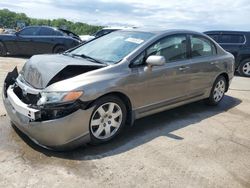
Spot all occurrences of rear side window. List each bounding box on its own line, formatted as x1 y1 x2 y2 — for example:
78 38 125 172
220 34 245 44
191 36 216 58
39 28 63 36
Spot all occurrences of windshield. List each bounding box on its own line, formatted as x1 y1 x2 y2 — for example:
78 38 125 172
70 31 155 64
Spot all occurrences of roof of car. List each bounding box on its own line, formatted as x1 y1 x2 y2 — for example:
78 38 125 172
21 26 80 39
102 26 135 30
120 28 204 36
21 26 59 31
204 30 250 35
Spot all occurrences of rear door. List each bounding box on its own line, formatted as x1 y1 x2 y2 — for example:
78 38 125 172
187 35 218 95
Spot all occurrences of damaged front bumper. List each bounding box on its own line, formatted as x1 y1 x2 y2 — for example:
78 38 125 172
3 68 93 150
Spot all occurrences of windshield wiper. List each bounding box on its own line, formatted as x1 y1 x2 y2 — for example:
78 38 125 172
71 53 106 65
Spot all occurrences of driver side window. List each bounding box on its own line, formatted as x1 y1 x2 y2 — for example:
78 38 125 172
132 52 146 66
131 35 187 67
146 35 187 63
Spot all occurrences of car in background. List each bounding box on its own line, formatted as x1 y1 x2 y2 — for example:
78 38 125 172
0 26 82 56
3 29 234 150
3 28 16 34
0 27 4 34
80 26 134 42
204 31 250 77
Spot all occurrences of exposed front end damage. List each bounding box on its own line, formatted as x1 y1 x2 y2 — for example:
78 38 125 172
3 67 95 150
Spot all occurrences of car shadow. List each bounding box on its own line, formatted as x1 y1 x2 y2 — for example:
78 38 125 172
13 95 241 160
5 55 31 59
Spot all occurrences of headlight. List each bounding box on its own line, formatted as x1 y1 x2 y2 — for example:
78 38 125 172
37 91 83 105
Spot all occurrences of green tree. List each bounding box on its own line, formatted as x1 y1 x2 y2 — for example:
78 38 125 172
0 9 102 35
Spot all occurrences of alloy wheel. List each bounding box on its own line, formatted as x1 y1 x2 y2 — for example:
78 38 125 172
242 62 250 76
213 80 226 102
90 102 123 140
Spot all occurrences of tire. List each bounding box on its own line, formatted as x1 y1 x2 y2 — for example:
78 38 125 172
89 95 127 144
205 76 227 106
53 45 66 54
238 59 250 77
0 42 7 56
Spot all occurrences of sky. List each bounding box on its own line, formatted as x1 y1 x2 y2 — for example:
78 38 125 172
1 0 250 31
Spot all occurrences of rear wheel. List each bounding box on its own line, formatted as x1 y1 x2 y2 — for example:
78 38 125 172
53 45 66 54
89 95 127 144
0 42 7 56
239 59 250 77
205 76 226 106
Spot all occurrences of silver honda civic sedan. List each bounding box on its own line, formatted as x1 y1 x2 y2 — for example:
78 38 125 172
3 29 234 150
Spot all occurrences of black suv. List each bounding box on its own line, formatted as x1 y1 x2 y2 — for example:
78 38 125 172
204 31 250 77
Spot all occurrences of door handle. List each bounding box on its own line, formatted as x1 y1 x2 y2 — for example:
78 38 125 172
179 66 190 71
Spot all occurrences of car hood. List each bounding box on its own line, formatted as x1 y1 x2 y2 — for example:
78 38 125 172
21 54 105 89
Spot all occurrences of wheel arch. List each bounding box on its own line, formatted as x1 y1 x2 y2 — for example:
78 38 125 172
52 43 66 53
87 91 134 126
216 72 230 92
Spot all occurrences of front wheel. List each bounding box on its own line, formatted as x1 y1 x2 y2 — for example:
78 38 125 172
53 45 66 54
89 95 127 144
205 76 226 106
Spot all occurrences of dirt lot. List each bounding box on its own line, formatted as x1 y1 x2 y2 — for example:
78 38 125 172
0 56 249 188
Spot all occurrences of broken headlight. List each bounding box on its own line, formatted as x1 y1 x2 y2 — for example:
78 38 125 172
37 91 83 105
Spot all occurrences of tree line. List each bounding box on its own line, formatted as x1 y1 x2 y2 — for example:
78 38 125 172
0 9 103 35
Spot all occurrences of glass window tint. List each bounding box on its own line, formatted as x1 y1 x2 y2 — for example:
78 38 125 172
191 36 216 57
39 28 63 36
94 30 104 37
39 28 54 36
220 34 245 44
19 27 39 36
146 35 187 63
95 29 114 37
54 30 63 36
132 52 146 66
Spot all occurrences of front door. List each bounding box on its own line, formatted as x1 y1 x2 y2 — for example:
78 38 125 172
129 34 192 114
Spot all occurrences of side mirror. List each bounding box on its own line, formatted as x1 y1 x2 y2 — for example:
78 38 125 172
146 55 166 67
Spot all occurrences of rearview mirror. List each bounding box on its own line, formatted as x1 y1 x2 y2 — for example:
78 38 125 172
146 55 166 67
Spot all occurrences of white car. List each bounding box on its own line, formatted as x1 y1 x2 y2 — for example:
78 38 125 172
80 27 135 42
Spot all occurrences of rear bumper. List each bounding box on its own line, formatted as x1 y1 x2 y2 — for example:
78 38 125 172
3 86 93 150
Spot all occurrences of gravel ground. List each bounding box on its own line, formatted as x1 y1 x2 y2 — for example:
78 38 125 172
0 56 249 188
